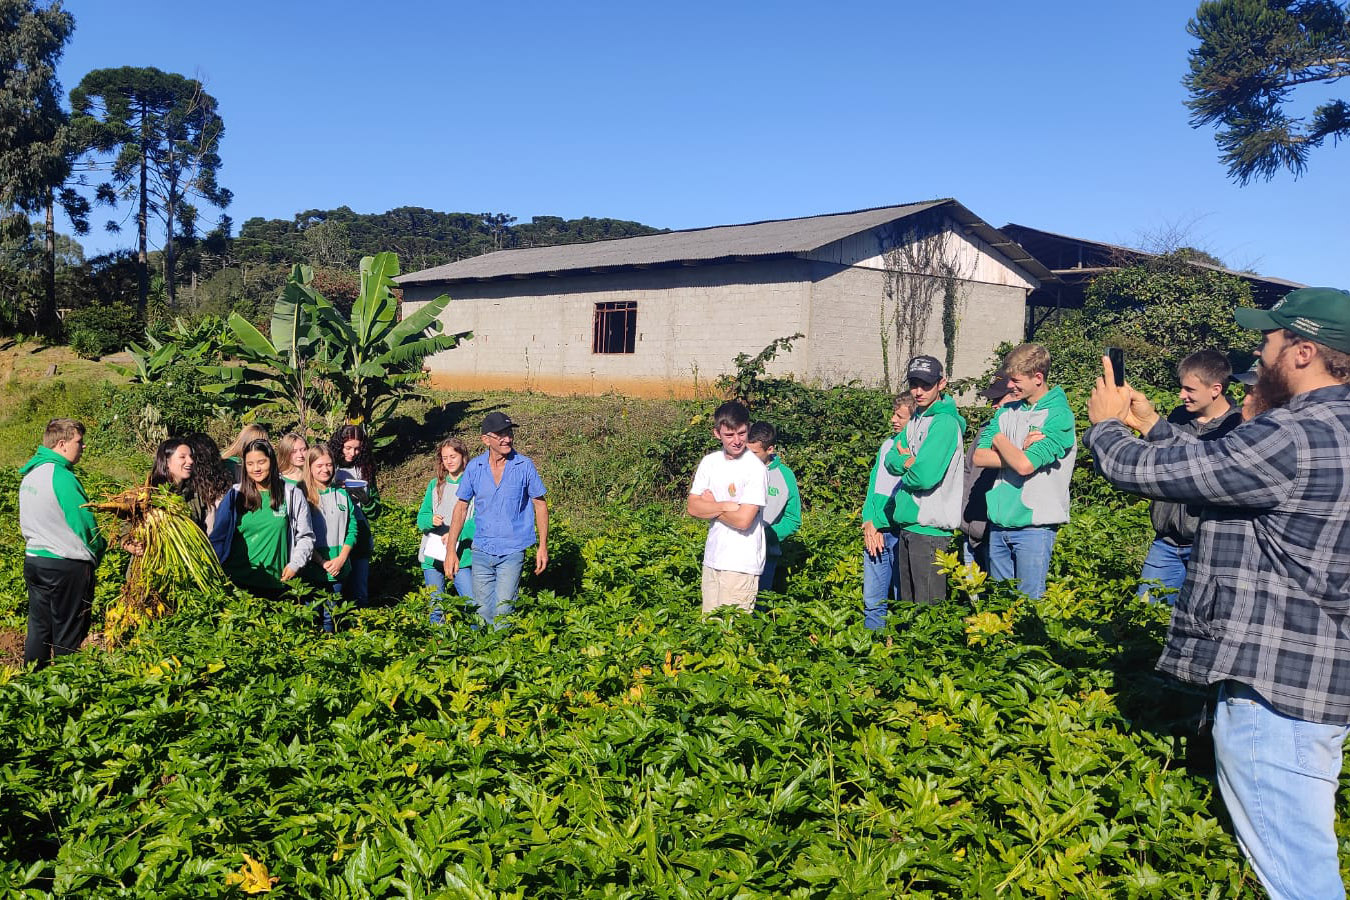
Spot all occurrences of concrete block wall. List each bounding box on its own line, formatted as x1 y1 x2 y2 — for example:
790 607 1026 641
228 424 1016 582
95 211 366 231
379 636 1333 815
803 264 1026 388
403 259 814 396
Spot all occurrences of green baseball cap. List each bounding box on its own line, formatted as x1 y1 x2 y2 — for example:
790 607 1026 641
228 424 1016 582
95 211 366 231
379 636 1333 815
1234 287 1350 353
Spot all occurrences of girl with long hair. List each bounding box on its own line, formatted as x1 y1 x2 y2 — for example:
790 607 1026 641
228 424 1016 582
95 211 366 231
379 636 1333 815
209 438 314 598
276 432 310 484
123 437 199 556
182 432 233 534
417 437 475 623
300 443 356 633
329 424 378 606
221 424 269 484
149 438 194 490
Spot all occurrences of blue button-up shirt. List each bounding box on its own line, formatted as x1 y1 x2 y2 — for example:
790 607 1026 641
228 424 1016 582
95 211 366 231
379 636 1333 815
456 451 547 555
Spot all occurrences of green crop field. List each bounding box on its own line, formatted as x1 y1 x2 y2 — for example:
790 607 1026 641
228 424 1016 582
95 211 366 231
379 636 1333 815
0 353 1322 897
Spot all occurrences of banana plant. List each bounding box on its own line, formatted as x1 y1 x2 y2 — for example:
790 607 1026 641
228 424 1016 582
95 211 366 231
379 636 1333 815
322 253 470 443
197 265 338 430
112 316 229 383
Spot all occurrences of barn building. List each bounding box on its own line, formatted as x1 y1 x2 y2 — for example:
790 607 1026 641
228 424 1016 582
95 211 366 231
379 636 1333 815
397 199 1055 396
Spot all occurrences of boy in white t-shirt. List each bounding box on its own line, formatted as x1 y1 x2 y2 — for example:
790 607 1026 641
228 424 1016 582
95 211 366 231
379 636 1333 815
686 400 768 615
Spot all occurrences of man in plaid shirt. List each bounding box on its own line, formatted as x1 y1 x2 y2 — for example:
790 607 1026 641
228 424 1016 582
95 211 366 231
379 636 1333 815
1084 287 1350 900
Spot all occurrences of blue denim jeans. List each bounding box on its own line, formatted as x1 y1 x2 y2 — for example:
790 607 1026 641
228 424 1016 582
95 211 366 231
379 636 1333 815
861 531 899 631
987 526 1057 599
1213 681 1349 900
311 582 341 633
1136 538 1191 603
345 556 370 607
470 550 524 630
758 555 779 594
424 563 474 625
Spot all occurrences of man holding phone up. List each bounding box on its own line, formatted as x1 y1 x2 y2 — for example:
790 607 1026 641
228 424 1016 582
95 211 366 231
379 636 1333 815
1085 288 1350 899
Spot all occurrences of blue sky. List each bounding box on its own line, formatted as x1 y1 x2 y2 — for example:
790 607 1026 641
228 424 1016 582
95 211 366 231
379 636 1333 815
55 0 1349 286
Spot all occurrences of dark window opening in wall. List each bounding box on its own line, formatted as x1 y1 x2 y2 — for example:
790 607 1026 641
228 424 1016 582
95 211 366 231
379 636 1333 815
592 301 637 354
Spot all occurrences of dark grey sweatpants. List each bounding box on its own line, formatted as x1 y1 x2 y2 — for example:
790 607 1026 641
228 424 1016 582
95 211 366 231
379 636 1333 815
24 556 95 668
897 531 950 605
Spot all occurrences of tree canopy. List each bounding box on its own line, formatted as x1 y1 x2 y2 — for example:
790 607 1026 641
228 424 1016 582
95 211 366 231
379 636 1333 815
235 207 666 272
1185 0 1350 184
0 0 72 215
71 65 231 310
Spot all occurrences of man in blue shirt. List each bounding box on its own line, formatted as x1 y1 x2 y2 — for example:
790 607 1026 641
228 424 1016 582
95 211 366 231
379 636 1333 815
445 411 548 628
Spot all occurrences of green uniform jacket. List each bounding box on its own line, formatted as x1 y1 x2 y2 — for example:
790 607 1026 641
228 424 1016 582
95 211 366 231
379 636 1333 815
308 486 359 584
417 476 474 569
884 394 966 536
862 432 908 532
977 386 1077 527
763 457 801 557
18 446 106 563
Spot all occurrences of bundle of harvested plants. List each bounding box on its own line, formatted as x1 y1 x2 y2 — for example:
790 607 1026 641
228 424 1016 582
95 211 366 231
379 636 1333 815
89 486 223 644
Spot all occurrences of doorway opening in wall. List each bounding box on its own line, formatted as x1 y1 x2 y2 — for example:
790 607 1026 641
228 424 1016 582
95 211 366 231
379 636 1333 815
592 301 637 354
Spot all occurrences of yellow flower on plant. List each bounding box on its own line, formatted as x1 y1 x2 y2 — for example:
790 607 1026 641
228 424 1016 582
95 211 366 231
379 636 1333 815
224 854 278 893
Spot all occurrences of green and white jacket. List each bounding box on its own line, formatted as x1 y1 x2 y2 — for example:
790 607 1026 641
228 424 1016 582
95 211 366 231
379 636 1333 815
763 457 801 558
19 446 106 563
309 486 358 583
977 386 1077 527
884 394 966 534
417 476 475 570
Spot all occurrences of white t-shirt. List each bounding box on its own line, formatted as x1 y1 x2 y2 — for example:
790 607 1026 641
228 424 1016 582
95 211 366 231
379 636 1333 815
689 449 768 575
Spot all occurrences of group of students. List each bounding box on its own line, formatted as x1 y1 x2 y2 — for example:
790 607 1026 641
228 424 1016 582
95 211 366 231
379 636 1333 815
689 339 1267 629
19 410 549 665
688 343 1079 627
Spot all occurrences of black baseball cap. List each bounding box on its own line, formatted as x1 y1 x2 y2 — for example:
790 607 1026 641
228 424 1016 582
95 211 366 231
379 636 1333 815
979 370 1011 400
1231 362 1260 387
906 355 944 384
480 411 519 434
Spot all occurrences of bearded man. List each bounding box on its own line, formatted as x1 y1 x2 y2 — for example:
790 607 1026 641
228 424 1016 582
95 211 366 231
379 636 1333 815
1082 287 1350 900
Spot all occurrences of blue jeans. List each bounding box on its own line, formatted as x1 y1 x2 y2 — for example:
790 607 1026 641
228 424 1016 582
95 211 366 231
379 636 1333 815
311 582 341 633
470 550 524 630
1213 681 1349 900
988 526 1057 599
861 531 899 631
345 556 370 607
758 555 779 594
1136 538 1191 603
424 563 474 625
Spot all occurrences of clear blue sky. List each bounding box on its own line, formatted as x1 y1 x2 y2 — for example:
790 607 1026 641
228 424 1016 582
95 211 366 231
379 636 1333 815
55 0 1349 286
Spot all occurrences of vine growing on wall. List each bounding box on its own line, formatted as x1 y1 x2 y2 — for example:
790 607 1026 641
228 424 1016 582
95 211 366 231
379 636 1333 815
877 213 971 392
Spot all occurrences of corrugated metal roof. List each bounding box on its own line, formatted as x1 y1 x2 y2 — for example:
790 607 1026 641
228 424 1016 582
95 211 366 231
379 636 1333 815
397 199 1056 285
1001 223 1305 290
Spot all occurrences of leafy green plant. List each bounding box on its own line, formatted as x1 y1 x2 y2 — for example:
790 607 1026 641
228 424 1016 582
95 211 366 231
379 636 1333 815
323 253 470 445
197 264 335 431
111 315 229 384
188 255 469 443
64 301 142 359
1037 258 1257 393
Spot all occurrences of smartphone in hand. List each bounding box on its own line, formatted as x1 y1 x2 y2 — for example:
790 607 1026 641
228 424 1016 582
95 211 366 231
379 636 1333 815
1106 347 1126 387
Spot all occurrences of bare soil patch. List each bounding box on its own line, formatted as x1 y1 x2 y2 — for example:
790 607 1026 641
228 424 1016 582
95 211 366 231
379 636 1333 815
0 627 24 668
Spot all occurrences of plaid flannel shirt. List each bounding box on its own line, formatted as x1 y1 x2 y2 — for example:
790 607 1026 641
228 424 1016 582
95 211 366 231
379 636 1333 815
1083 384 1350 724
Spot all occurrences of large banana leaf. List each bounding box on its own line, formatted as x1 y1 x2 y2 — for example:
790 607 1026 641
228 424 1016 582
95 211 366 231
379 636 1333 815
382 293 452 347
375 331 472 369
351 253 400 352
226 313 281 361
270 264 327 367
